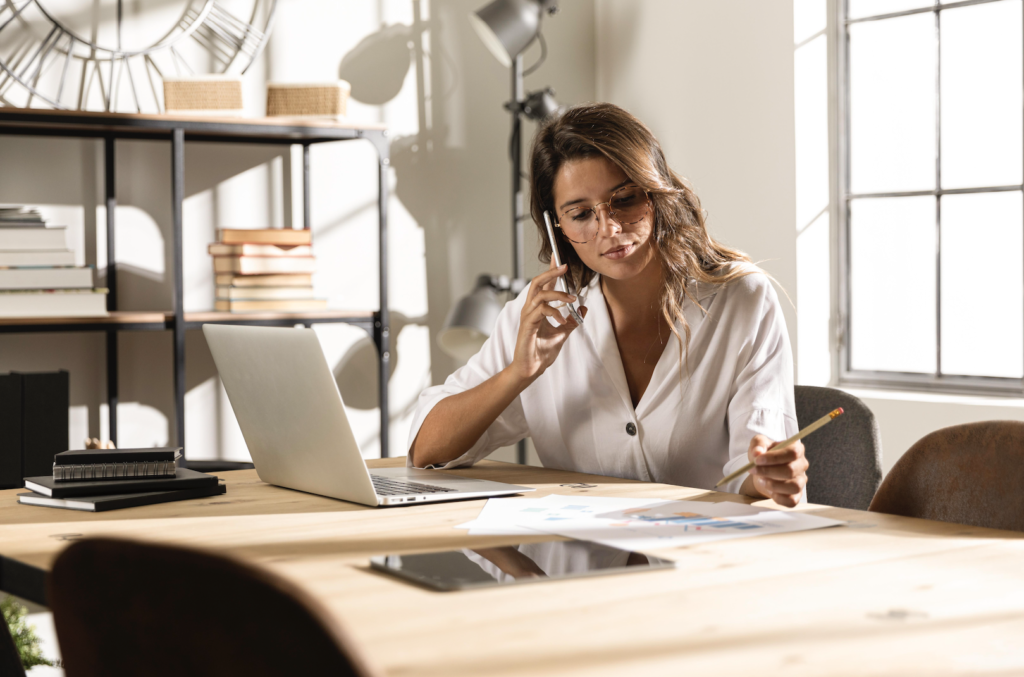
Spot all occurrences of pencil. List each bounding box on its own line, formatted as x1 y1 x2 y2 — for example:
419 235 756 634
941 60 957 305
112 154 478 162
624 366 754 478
714 407 844 489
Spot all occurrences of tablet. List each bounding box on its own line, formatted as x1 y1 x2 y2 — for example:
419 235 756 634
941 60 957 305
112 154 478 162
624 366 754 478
369 540 675 591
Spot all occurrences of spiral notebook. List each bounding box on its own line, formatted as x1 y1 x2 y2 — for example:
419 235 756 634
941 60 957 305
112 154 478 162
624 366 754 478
26 467 217 498
53 447 181 481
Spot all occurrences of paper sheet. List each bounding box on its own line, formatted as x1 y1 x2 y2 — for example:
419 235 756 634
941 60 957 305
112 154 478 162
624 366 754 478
456 494 661 536
458 495 844 548
525 499 845 550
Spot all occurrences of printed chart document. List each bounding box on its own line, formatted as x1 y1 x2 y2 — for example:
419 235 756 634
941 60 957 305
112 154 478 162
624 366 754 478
457 495 660 536
459 495 844 548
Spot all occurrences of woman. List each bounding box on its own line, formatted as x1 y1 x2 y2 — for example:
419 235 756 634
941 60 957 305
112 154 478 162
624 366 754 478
408 103 807 506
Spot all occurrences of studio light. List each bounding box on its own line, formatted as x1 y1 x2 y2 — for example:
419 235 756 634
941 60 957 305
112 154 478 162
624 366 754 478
520 87 562 121
469 0 559 67
438 275 526 362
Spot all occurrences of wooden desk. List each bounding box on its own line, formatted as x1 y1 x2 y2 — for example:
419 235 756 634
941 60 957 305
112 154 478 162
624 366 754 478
1 459 1022 676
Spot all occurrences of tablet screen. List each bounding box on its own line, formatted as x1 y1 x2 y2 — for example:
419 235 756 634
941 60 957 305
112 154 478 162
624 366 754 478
369 540 675 591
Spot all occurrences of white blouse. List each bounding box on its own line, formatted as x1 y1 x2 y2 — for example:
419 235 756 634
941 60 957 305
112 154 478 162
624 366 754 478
408 268 798 494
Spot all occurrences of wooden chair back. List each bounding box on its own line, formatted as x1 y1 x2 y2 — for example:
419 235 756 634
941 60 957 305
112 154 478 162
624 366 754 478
48 538 380 677
869 420 1024 532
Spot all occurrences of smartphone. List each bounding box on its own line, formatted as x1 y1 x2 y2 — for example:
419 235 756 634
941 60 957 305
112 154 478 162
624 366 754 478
542 211 584 325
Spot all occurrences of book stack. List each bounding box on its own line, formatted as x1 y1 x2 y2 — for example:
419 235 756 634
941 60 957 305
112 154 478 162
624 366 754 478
18 447 226 512
210 229 327 313
0 206 108 318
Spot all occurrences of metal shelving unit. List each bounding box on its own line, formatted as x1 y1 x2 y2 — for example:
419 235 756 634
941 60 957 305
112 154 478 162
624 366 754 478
0 108 392 460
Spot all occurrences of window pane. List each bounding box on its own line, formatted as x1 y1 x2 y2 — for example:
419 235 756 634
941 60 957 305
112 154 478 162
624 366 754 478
850 13 936 194
940 1 1023 190
850 196 937 373
940 192 1024 378
849 1 932 20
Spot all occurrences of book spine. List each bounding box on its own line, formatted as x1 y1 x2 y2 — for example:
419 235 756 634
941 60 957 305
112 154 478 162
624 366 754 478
21 371 68 478
0 374 23 489
53 460 178 481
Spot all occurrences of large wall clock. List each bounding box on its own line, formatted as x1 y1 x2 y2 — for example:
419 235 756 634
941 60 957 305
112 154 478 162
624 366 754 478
0 0 276 113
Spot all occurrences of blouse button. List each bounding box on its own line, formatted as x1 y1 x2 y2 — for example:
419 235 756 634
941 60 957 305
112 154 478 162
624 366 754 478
625 422 637 436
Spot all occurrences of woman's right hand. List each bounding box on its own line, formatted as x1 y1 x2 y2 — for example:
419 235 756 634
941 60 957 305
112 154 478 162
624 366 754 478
509 263 586 386
410 262 585 468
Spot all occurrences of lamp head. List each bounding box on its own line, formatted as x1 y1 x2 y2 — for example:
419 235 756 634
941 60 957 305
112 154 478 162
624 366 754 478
437 275 504 363
470 0 558 67
521 87 561 120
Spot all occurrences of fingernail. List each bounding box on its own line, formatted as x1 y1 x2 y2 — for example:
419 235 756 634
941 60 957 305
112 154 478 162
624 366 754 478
754 445 766 454
569 295 577 301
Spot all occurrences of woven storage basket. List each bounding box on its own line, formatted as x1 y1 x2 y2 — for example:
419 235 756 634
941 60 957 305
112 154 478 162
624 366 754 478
266 81 351 118
163 76 243 114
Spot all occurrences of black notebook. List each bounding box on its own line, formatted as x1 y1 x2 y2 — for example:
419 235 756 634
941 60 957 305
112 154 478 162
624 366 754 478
17 483 226 512
24 467 218 498
53 447 182 481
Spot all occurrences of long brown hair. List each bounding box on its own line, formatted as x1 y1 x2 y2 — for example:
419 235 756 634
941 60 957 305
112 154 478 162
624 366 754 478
529 102 755 363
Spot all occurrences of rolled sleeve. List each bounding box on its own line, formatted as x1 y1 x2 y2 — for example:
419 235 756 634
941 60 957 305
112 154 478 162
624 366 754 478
722 408 798 495
406 286 532 469
722 277 800 497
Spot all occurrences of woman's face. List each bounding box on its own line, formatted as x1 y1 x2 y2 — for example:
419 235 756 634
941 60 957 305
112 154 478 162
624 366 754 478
551 155 658 282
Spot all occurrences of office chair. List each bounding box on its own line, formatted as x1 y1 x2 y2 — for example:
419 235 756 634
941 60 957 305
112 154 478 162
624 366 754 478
48 538 380 677
794 385 883 510
869 421 1024 532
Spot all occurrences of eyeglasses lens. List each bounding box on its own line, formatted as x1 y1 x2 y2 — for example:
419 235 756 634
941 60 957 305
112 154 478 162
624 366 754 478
557 186 649 243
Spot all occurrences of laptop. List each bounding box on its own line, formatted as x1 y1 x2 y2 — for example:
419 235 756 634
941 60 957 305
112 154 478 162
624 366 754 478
203 324 535 507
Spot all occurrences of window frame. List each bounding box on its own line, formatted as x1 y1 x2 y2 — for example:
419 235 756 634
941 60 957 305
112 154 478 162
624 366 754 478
835 0 1024 396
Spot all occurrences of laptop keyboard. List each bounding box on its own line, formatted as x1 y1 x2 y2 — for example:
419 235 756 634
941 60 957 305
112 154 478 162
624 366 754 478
371 475 457 497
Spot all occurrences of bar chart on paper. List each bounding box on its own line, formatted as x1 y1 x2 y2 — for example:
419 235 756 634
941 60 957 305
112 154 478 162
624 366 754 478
457 495 844 550
615 506 766 531
530 500 845 551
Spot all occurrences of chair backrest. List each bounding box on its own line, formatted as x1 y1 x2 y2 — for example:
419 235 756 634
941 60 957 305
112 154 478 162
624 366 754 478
794 385 883 510
0 601 26 677
869 421 1024 532
48 538 380 677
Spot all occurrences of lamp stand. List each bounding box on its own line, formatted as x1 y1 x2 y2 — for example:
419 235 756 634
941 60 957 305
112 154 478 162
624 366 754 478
510 54 528 465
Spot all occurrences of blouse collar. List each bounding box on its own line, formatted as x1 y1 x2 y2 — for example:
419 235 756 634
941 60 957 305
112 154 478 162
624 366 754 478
577 273 722 416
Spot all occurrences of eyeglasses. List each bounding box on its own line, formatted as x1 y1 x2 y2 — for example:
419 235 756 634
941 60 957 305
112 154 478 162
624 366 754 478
556 185 651 244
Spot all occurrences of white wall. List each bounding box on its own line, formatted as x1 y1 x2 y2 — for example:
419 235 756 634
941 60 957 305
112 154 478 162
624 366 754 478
595 0 798 356
0 0 595 463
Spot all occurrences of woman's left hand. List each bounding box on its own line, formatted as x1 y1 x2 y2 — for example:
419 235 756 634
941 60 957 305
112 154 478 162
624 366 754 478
741 434 808 508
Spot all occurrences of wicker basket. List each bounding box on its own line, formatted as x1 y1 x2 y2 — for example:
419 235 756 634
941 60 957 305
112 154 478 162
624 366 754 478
163 76 243 115
266 81 351 118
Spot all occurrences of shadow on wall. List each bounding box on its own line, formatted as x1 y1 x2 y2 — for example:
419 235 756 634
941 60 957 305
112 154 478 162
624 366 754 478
333 311 426 425
0 134 284 442
337 0 519 402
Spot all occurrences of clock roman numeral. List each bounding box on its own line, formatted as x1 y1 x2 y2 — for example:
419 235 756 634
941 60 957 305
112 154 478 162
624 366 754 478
0 0 32 34
189 1 266 71
0 15 73 108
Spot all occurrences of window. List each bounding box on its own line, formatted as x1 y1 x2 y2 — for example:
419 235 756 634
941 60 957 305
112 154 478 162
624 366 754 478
839 0 1024 394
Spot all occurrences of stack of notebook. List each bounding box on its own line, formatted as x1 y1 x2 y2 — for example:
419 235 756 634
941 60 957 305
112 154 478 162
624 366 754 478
210 228 326 313
17 447 225 512
0 206 108 318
